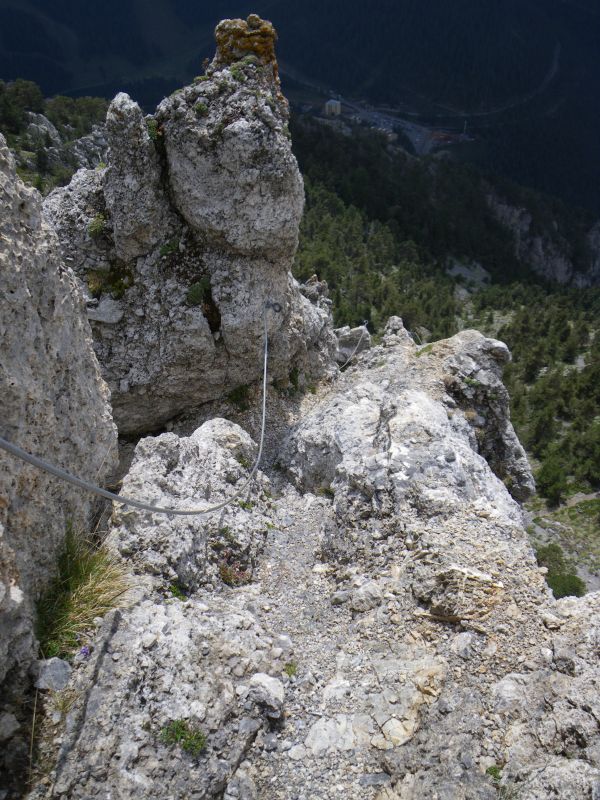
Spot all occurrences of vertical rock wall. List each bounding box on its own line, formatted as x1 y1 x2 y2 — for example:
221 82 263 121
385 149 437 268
0 133 117 742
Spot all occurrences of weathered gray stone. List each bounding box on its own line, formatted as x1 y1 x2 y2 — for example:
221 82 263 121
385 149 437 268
107 419 272 591
104 92 174 260
35 598 285 799
248 673 285 719
35 658 72 692
0 713 20 742
0 135 117 693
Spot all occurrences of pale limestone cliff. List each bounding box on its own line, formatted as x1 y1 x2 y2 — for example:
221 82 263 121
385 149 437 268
0 133 117 779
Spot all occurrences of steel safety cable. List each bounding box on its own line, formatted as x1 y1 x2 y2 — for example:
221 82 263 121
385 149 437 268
0 302 281 516
339 320 369 370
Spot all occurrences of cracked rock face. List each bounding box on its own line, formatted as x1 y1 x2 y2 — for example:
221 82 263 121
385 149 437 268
43 17 336 435
30 420 291 800
0 134 117 779
487 191 600 286
42 599 286 800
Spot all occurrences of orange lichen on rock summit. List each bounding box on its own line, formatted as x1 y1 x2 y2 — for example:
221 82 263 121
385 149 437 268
214 14 279 76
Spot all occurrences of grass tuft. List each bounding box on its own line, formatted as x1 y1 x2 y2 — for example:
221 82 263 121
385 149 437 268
160 720 206 756
36 526 129 659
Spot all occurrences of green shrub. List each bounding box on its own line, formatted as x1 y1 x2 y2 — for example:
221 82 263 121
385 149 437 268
536 454 567 507
547 573 586 599
160 720 206 756
194 102 208 116
536 543 586 598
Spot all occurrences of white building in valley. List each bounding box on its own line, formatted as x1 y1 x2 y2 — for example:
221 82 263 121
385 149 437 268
324 98 341 117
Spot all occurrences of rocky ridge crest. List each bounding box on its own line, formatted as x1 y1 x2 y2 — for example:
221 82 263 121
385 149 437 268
27 317 600 800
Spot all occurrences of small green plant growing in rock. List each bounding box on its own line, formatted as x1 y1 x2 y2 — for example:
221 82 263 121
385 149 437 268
240 54 260 67
236 454 251 469
283 662 297 678
212 120 225 139
463 376 482 389
193 75 210 83
95 161 107 171
87 261 134 300
160 720 206 756
168 582 187 600
194 102 208 116
49 688 78 718
416 344 434 358
237 499 254 511
317 486 335 500
230 64 246 83
146 118 159 141
88 213 106 239
219 561 251 587
486 765 502 783
160 237 180 258
185 277 211 306
219 526 237 546
288 366 300 393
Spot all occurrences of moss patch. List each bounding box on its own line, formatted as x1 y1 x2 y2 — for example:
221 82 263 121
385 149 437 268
87 261 134 300
214 15 279 79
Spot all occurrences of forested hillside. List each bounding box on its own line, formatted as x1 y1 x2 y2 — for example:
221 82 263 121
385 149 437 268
0 77 106 191
291 119 600 519
1 0 600 211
